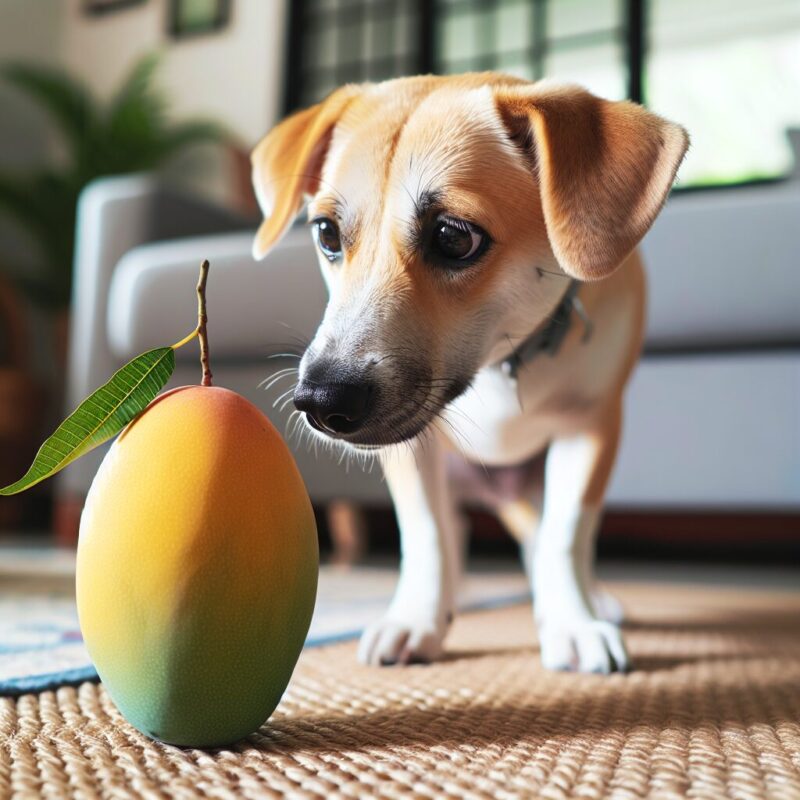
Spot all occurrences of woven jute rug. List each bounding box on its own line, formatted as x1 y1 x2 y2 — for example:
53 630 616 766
2 580 799 799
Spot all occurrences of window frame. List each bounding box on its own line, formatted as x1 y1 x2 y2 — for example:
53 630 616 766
283 0 646 113
281 0 794 192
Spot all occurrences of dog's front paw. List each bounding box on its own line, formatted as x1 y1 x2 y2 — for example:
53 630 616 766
591 588 625 625
538 617 629 674
357 613 450 666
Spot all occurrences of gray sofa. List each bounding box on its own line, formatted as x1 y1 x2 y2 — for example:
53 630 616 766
57 170 800 521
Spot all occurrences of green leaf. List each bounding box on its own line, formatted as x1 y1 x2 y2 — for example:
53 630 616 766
0 347 175 495
107 53 161 122
1 62 96 164
0 170 79 299
154 120 229 161
0 53 227 309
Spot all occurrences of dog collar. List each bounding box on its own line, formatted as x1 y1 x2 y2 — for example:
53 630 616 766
499 280 593 380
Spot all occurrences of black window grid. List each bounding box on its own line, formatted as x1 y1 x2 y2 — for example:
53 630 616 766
284 0 646 113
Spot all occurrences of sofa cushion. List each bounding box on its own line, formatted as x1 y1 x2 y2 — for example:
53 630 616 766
641 181 800 348
108 226 328 361
109 180 800 362
608 351 800 507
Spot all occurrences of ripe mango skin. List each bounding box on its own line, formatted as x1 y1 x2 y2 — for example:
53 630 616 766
76 386 318 748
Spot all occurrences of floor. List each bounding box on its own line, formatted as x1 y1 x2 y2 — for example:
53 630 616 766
1 556 799 798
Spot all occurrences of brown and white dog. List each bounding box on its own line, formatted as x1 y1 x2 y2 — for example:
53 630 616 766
251 74 688 673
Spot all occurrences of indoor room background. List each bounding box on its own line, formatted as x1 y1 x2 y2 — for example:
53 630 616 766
0 0 798 560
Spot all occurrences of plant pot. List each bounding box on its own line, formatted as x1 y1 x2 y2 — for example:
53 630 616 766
0 276 47 531
0 367 46 529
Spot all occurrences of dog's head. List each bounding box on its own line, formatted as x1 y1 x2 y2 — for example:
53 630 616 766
251 74 688 447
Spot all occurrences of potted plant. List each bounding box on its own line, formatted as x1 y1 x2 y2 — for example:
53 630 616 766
0 53 228 531
0 53 227 312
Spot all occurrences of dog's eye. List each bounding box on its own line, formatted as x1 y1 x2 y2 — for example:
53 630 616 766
312 218 342 261
431 218 485 263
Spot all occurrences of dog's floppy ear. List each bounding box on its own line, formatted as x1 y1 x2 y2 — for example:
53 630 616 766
494 83 688 280
251 85 361 260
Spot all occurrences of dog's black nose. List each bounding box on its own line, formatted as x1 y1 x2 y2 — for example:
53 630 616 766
294 381 375 435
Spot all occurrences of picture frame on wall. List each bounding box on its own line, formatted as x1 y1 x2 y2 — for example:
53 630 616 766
169 0 231 39
84 0 146 14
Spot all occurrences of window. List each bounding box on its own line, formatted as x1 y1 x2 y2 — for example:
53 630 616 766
285 0 639 110
283 0 800 187
285 0 429 109
646 0 800 186
435 0 627 102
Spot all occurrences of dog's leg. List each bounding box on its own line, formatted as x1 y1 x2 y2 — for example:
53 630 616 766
499 497 623 624
533 403 629 673
358 430 459 665
497 499 541 583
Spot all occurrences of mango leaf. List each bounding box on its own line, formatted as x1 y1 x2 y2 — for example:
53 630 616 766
0 347 175 495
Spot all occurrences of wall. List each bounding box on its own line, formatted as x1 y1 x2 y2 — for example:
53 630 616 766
61 0 286 146
1 0 287 221
0 1 68 388
60 0 288 204
0 0 287 386
0 0 65 269
0 0 64 169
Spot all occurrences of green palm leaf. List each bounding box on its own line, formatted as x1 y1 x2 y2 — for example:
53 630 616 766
154 120 227 161
0 347 175 495
107 52 161 121
0 55 227 308
1 63 96 164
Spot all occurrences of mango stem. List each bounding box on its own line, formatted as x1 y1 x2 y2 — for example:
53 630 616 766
170 328 198 350
197 259 212 387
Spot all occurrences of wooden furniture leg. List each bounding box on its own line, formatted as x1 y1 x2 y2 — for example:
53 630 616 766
327 500 368 566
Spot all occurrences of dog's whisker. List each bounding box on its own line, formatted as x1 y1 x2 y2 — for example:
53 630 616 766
262 366 298 380
284 409 303 442
258 369 298 390
262 372 294 392
272 324 311 349
272 386 296 409
279 393 298 413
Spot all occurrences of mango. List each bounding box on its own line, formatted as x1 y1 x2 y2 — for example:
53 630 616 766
76 385 318 748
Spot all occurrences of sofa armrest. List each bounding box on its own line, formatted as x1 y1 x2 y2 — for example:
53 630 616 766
58 175 254 500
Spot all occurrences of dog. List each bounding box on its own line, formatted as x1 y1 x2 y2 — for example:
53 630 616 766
250 73 688 673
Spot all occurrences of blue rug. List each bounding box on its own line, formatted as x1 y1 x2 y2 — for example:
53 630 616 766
0 561 529 696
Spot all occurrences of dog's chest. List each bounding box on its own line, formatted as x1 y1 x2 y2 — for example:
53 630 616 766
441 271 639 466
442 333 623 465
441 367 567 465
